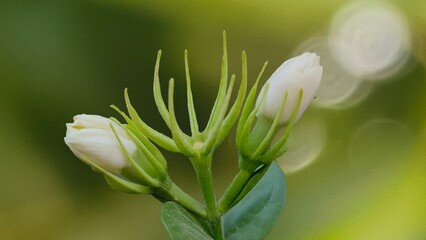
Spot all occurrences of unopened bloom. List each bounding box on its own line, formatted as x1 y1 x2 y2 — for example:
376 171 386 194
256 52 322 124
64 114 135 173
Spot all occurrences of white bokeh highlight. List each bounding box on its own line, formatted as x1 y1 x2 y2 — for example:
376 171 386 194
329 1 412 81
294 1 413 109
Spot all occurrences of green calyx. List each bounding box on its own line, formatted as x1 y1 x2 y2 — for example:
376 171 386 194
108 120 163 187
79 154 153 194
237 88 304 172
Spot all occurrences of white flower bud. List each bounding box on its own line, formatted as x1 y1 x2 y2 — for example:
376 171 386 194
256 52 322 124
64 114 135 173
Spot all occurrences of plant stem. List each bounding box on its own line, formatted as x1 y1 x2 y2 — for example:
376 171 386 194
218 169 251 213
162 182 207 217
192 155 223 240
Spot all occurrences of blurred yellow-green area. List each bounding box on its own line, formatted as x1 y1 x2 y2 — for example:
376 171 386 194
1 0 425 239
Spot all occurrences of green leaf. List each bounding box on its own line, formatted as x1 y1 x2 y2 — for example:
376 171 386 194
161 202 213 240
222 161 286 240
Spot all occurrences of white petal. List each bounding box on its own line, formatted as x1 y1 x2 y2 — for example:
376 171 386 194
65 129 134 173
66 123 78 136
69 114 129 138
73 114 111 127
256 52 323 124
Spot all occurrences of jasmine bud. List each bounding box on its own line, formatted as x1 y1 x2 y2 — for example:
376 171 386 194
256 52 322 124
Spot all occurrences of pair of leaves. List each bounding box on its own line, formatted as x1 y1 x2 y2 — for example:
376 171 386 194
161 161 286 240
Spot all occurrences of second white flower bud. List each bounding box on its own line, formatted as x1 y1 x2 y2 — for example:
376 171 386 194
256 52 322 124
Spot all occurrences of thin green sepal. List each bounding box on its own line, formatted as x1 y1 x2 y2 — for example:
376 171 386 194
205 31 229 132
184 49 200 136
110 106 168 169
80 154 152 194
240 83 270 152
125 128 168 179
126 124 168 169
167 78 195 156
251 91 288 159
215 51 248 147
203 74 235 153
262 89 303 162
124 88 179 153
109 122 160 187
153 50 171 128
110 105 135 127
236 61 268 147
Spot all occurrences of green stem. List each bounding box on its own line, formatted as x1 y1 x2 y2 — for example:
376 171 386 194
170 183 207 217
218 169 251 213
192 155 223 240
154 181 207 217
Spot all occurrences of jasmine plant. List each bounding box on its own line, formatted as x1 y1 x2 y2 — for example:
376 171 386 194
64 32 322 240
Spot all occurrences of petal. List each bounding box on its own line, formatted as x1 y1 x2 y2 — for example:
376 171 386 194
66 123 78 136
256 53 322 124
65 129 135 173
295 66 323 121
69 114 129 138
73 114 111 128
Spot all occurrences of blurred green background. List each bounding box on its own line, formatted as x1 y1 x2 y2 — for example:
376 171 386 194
0 0 425 239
